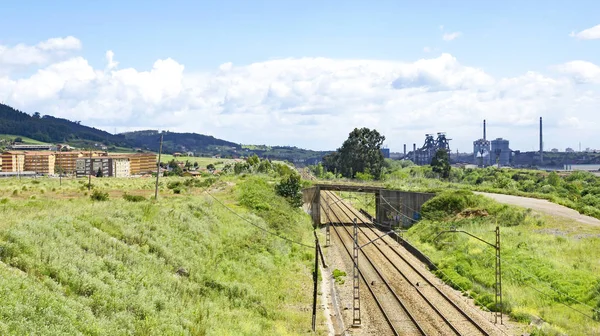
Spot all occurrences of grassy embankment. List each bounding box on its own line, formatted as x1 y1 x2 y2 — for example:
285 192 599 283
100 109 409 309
0 175 321 335
403 191 600 336
381 165 600 220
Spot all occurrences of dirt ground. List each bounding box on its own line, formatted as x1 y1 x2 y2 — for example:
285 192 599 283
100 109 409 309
475 192 600 226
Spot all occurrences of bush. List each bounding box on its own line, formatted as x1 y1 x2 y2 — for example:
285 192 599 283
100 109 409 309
332 269 346 284
421 190 480 220
275 173 303 207
90 190 109 201
123 193 146 202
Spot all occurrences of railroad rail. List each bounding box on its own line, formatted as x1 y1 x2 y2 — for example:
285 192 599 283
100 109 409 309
321 203 426 335
322 190 496 336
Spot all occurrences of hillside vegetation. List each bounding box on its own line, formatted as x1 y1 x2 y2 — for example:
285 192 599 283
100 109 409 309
404 191 600 335
0 175 319 335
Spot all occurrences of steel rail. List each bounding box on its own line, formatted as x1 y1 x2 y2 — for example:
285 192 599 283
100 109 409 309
322 200 427 335
327 191 492 336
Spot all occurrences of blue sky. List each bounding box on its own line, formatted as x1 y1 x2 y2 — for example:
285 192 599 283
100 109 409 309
1 1 600 151
3 0 598 74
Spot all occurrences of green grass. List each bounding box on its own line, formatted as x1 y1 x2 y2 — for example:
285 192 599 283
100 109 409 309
159 155 237 169
0 175 321 335
404 191 600 336
0 134 49 145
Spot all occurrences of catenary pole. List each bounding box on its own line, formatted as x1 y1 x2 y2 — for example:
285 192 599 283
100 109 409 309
154 134 163 200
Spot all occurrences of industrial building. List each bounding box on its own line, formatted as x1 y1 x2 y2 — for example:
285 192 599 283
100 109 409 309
491 138 511 166
1 152 25 172
24 152 56 175
413 133 451 165
381 148 390 159
473 120 491 167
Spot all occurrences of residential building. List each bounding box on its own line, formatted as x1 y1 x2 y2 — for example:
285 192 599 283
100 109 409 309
112 157 131 177
113 153 156 175
76 156 131 178
24 151 56 175
55 151 103 174
76 157 112 178
8 144 53 151
1 152 25 172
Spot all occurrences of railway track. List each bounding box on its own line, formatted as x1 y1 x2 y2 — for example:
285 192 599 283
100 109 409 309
322 190 498 336
321 203 426 335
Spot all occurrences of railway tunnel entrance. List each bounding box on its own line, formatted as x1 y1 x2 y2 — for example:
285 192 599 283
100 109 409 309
302 183 435 229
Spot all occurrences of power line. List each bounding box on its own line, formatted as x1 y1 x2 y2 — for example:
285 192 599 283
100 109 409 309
480 249 600 318
204 190 314 248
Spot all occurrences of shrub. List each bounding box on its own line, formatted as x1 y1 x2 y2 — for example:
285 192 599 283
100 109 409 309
332 269 346 284
421 190 480 220
275 173 303 207
123 193 146 202
90 190 109 201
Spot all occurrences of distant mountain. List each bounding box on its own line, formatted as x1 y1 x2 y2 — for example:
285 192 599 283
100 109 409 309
0 103 129 146
121 130 240 153
0 103 329 164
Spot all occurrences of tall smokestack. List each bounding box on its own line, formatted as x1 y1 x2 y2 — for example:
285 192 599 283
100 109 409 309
540 117 543 164
483 119 487 141
413 143 417 162
403 144 407 158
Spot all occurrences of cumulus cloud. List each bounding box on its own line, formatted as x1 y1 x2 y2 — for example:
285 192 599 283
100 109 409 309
570 24 600 40
0 36 81 68
556 60 600 84
1 36 600 152
443 32 462 41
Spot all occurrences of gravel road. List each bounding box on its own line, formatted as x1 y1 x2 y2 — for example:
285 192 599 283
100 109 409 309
475 192 600 226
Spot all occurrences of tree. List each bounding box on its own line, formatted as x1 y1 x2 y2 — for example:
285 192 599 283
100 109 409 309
96 167 104 178
431 149 451 178
324 128 385 179
184 160 192 170
206 163 216 172
275 172 303 207
247 154 260 166
33 112 41 118
193 162 199 169
14 137 22 143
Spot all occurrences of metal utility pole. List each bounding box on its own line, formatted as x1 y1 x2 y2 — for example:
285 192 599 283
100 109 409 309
87 148 93 190
325 193 331 246
154 134 164 200
436 225 503 324
352 218 361 327
311 237 319 331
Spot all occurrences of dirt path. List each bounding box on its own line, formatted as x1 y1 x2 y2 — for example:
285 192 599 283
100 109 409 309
475 192 600 226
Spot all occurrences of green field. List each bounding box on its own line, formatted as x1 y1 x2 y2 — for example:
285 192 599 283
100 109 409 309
158 155 237 170
0 134 49 145
0 175 322 335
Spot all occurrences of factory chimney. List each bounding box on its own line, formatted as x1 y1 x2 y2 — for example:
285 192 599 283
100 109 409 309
483 119 487 141
403 144 407 159
540 117 543 165
413 143 417 162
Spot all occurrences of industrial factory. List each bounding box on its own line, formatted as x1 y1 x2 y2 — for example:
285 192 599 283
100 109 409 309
399 116 567 168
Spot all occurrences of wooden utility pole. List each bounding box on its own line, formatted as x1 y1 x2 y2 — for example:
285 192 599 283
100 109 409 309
87 148 92 191
154 134 163 200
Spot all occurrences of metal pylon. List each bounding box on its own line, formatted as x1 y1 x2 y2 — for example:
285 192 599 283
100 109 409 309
495 225 503 324
352 218 361 327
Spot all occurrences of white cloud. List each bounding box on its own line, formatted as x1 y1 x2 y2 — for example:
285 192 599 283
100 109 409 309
1 36 600 152
443 32 462 41
0 36 81 68
556 60 600 84
570 24 600 40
